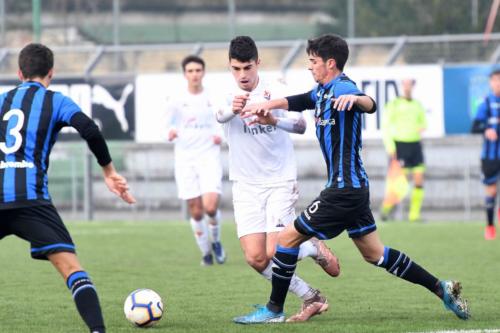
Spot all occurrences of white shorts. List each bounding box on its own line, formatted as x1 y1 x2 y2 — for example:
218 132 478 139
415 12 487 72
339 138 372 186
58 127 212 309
232 180 299 238
174 156 222 200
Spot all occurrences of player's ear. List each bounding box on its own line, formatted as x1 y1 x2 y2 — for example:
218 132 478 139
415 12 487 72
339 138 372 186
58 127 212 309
47 68 54 80
17 69 24 81
326 58 336 71
256 58 261 66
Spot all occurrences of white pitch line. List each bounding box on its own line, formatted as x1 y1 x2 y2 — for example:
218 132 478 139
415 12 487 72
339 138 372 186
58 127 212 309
409 329 500 333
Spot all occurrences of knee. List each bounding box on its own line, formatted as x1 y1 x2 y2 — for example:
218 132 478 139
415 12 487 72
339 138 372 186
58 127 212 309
48 252 83 280
245 254 269 272
190 209 204 221
205 208 217 218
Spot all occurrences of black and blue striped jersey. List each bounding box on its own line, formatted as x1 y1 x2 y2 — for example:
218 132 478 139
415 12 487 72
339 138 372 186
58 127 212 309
0 81 82 209
473 93 500 160
287 73 374 189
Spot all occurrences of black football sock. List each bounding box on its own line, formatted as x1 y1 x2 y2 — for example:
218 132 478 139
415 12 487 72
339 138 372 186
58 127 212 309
486 195 495 226
374 247 439 295
67 271 106 333
267 245 299 313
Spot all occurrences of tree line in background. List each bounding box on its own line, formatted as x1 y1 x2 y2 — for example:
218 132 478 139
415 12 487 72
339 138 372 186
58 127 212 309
3 0 500 38
321 0 500 37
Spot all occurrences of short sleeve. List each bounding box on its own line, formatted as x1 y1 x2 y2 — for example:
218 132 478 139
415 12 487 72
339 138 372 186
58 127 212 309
474 98 488 122
57 94 82 124
333 81 362 97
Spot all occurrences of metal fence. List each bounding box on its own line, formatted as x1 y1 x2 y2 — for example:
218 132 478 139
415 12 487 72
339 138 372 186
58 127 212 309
1 33 499 79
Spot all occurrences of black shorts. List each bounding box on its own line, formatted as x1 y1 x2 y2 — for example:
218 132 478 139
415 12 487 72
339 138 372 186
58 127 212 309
481 159 500 185
0 203 75 260
395 141 424 169
294 187 376 240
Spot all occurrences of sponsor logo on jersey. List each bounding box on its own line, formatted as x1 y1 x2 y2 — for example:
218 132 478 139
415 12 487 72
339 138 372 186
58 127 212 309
316 118 336 126
0 160 34 169
243 123 277 135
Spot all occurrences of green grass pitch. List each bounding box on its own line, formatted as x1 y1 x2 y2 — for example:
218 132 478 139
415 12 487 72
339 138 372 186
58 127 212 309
0 220 499 333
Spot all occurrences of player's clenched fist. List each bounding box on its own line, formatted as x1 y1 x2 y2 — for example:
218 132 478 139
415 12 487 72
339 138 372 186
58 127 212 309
232 93 250 114
485 128 498 141
213 135 222 145
167 129 178 141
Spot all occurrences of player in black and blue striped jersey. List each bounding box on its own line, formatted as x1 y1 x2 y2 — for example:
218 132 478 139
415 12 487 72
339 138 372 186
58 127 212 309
471 67 500 240
234 34 469 324
0 43 136 333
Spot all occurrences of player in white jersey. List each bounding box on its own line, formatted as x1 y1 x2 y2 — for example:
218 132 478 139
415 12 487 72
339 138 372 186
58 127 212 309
167 55 226 266
216 36 340 322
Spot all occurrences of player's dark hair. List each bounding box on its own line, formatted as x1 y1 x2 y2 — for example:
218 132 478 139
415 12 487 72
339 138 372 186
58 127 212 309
18 43 54 79
307 34 349 71
229 36 258 62
181 55 205 72
490 67 500 77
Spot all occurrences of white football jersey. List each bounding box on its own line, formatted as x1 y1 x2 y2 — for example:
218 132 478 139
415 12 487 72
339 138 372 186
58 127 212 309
221 77 300 183
167 89 222 161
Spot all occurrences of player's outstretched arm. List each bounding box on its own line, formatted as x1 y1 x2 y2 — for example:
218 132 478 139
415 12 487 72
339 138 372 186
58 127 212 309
70 112 136 204
241 97 289 117
244 111 306 134
102 163 136 204
242 90 317 118
275 116 306 134
333 95 376 113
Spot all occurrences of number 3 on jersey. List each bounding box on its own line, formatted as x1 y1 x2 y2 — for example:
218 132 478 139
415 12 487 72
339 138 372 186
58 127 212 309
0 109 25 154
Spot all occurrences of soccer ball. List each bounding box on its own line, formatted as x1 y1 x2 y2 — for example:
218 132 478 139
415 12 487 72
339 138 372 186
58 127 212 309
124 289 163 327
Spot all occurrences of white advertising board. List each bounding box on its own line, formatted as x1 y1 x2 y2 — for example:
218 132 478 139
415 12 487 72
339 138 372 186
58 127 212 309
135 65 444 143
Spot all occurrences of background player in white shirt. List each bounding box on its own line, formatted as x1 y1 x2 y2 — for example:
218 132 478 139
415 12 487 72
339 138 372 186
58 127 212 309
167 55 226 266
216 36 340 322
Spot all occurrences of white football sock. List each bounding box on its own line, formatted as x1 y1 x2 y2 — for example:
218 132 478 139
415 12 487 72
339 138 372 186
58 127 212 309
298 240 318 260
289 275 313 299
207 210 221 243
260 262 273 280
189 217 210 256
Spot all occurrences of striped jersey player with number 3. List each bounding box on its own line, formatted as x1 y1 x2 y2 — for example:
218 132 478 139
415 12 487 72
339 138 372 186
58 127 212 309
0 43 136 333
